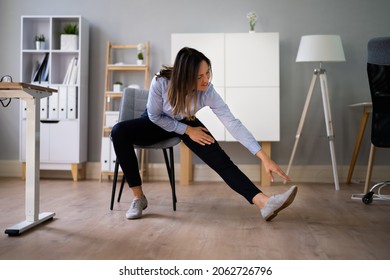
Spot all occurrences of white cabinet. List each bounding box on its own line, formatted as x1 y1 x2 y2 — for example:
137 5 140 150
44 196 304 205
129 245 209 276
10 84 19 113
19 16 89 181
171 33 280 142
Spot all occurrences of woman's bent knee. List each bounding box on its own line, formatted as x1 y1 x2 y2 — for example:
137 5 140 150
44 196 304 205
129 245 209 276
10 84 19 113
111 122 124 142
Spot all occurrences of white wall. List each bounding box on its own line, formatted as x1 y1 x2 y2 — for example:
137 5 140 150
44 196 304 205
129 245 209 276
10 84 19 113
1 0 389 176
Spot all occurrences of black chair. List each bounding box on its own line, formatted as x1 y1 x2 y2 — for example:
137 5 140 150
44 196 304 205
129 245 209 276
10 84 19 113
110 87 181 210
361 37 390 204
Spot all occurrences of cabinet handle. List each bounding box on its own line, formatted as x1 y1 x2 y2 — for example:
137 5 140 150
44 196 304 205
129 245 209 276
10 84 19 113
40 120 60 124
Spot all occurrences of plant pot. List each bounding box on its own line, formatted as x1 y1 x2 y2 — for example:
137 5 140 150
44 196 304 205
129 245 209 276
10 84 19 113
113 84 122 92
137 60 143 66
35 41 45 50
61 34 78 50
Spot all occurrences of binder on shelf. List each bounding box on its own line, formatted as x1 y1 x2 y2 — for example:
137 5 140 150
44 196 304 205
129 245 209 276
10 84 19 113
110 143 116 172
48 91 59 120
63 57 78 85
40 97 48 120
31 61 40 83
67 86 78 119
101 137 111 172
58 86 68 120
69 57 78 84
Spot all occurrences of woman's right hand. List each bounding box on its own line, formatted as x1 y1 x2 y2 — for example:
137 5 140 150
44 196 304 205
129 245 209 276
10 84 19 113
185 126 215 146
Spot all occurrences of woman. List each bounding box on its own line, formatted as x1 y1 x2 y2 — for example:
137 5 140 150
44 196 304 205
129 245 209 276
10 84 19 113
111 47 297 221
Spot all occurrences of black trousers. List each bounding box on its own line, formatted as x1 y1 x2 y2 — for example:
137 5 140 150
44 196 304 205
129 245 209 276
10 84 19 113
111 115 262 204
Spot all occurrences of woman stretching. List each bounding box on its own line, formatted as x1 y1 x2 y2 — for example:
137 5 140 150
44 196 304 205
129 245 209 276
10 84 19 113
111 47 297 221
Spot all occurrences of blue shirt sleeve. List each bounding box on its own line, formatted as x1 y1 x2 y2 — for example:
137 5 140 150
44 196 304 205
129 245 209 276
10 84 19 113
147 76 261 155
201 85 261 155
146 76 188 135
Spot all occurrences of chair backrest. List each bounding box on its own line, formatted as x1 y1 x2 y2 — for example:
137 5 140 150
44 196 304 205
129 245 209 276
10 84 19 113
119 87 149 122
367 37 390 148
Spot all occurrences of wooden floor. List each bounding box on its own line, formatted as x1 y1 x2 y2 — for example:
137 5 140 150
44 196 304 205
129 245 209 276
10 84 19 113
0 177 389 260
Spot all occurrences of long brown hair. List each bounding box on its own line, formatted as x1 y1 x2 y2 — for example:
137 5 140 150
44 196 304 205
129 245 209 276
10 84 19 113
156 47 212 120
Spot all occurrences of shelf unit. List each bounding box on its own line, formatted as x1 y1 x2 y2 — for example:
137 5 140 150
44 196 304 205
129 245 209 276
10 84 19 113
19 15 89 181
100 41 150 181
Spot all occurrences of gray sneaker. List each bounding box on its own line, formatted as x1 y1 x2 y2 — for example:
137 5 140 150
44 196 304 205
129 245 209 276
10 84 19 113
126 196 148 219
260 185 298 221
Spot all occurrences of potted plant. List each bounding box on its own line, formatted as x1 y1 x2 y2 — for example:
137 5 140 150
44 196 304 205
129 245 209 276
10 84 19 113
246 11 257 33
35 34 45 50
61 23 79 50
137 43 144 65
113 81 123 92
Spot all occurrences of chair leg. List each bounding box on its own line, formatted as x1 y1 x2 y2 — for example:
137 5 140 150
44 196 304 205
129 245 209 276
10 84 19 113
110 157 120 210
118 175 126 202
163 148 177 211
169 147 177 208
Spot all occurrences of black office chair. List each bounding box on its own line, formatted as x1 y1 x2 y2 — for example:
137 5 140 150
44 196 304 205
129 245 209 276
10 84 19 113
110 87 181 210
361 37 390 204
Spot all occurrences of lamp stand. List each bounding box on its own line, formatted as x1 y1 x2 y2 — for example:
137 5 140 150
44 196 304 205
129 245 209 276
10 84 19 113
285 68 340 190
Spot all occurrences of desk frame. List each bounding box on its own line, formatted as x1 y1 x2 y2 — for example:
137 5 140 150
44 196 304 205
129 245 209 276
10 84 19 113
1 83 55 236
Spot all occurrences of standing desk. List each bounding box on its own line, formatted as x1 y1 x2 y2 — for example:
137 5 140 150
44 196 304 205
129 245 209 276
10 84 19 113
0 82 56 236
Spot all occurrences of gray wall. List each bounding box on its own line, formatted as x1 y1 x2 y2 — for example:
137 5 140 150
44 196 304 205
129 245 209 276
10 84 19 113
1 0 389 168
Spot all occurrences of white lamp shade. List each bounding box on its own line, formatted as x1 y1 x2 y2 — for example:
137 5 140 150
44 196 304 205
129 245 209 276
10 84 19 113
296 35 346 62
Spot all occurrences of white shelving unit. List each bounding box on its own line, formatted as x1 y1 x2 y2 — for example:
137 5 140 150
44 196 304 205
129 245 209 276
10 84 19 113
19 15 89 181
100 42 150 181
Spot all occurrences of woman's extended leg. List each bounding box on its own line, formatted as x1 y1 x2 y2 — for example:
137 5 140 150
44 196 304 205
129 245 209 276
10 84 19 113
179 118 261 204
179 118 298 221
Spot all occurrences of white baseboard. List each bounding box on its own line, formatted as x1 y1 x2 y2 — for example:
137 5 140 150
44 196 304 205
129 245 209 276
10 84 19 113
1 160 389 184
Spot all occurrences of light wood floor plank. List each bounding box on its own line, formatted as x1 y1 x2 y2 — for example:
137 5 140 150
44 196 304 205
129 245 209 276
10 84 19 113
0 178 389 260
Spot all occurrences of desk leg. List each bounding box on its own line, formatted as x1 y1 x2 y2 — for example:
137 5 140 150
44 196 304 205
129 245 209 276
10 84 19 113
180 142 192 185
260 142 271 187
5 98 54 236
346 111 370 184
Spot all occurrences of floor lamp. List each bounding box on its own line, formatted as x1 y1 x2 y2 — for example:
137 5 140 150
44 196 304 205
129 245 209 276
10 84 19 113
285 35 346 191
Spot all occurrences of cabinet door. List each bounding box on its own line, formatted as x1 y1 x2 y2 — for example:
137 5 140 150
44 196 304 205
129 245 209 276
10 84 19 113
225 33 279 87
171 33 225 87
225 87 280 141
172 34 226 141
47 121 79 162
171 33 280 143
195 87 225 141
225 33 280 142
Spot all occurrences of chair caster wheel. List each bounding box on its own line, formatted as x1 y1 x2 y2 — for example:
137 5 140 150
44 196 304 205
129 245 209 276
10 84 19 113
362 191 374 204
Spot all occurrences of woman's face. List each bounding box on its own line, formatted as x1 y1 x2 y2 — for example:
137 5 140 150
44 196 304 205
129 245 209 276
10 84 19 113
196 60 211 92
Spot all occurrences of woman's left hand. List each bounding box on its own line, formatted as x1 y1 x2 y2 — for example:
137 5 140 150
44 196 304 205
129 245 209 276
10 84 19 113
256 149 290 182
185 126 215 146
